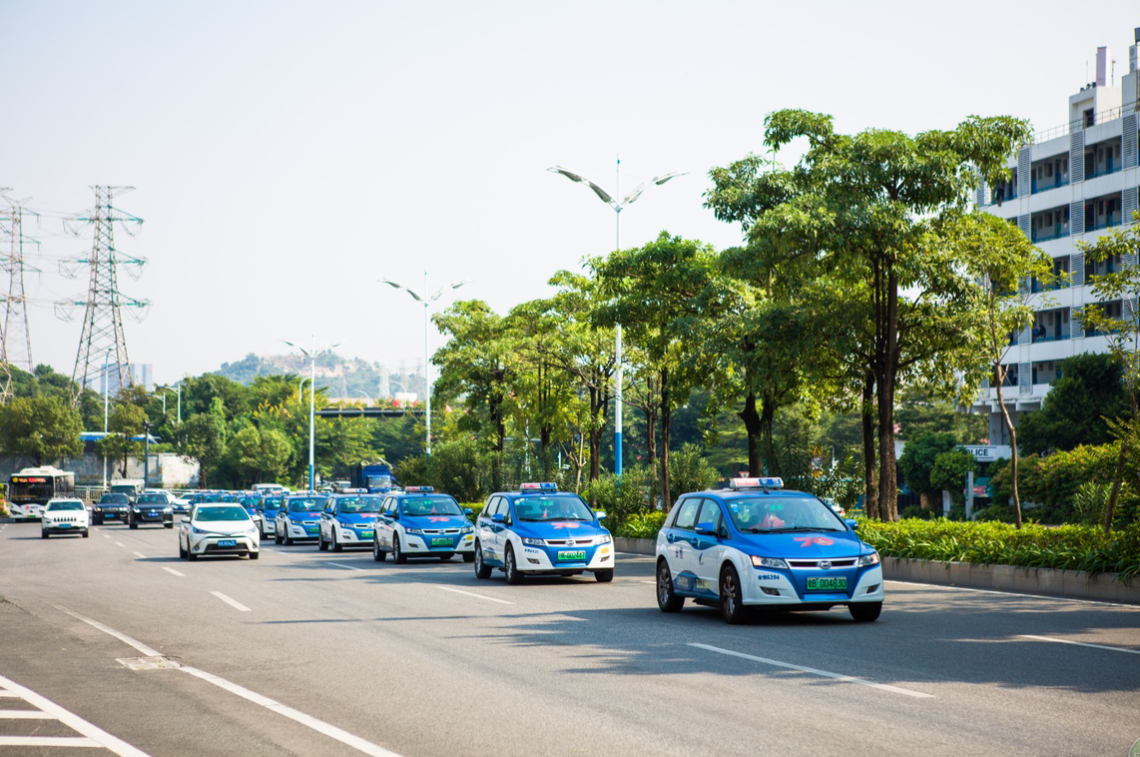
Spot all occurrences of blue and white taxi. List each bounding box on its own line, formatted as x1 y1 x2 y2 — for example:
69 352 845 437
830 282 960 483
655 478 883 624
474 483 613 583
373 487 475 563
257 494 285 538
273 494 326 545
318 492 382 552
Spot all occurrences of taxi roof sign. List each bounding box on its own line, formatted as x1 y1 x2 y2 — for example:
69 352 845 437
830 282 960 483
519 482 558 492
405 486 434 493
728 477 784 490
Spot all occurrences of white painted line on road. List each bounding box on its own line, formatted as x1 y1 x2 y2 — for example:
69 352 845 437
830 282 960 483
211 591 252 612
0 691 18 697
163 567 185 577
436 586 514 605
324 561 365 572
688 643 935 699
115 541 126 547
639 580 656 585
0 709 54 718
887 580 1140 609
0 673 152 756
56 606 161 657
180 666 402 756
133 551 146 559
1020 634 1140 656
102 533 110 538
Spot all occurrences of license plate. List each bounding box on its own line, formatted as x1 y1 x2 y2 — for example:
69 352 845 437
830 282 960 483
218 539 237 547
59 523 72 528
806 576 846 591
361 531 374 538
558 550 586 562
305 527 318 534
431 537 452 546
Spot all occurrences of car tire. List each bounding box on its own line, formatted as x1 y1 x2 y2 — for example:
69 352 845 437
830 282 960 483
504 545 524 584
720 565 746 625
849 601 882 623
187 547 198 561
93 517 103 526
284 533 294 546
41 530 48 539
373 539 386 562
274 531 283 545
129 521 138 529
179 539 187 559
657 560 684 612
318 532 329 551
164 523 173 529
331 531 342 553
439 553 452 561
392 534 407 564
82 529 90 538
473 542 492 579
462 552 475 563
249 551 260 561
594 568 614 583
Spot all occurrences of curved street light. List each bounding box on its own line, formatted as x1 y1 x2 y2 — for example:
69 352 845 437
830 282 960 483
547 159 686 477
380 274 469 456
285 336 339 492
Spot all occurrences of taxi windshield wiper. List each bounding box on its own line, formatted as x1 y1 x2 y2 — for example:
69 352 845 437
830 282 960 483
745 527 773 533
778 526 844 533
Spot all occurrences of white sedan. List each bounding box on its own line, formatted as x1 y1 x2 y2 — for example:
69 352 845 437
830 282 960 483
41 499 90 538
178 504 260 560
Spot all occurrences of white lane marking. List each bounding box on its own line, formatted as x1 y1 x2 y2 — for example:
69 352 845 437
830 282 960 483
0 710 54 718
56 606 161 657
688 643 935 699
324 562 365 572
0 735 101 747
133 552 146 559
436 586 513 605
179 666 401 756
162 567 185 577
887 580 1140 609
0 673 152 756
211 591 252 612
0 691 18 697
639 580 656 585
102 534 110 539
1020 634 1140 655
115 541 126 547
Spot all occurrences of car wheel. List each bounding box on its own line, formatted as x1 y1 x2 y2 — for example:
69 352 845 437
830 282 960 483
392 534 406 564
249 551 260 561
41 530 48 539
179 538 187 559
82 529 90 538
720 565 746 625
274 530 282 545
473 542 491 579
164 522 173 529
331 530 342 553
594 568 614 583
373 538 386 562
439 553 452 561
284 533 294 546
849 601 882 623
462 552 475 563
129 521 138 530
187 546 198 561
504 545 524 584
93 517 103 526
318 532 328 551
657 560 684 612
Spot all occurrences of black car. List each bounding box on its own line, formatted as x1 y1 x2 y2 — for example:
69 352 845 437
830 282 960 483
92 493 130 525
129 492 174 529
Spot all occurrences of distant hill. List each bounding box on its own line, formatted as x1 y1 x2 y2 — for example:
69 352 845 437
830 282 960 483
215 353 425 401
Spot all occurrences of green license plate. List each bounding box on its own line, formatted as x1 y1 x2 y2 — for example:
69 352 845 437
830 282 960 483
558 550 586 562
431 537 452 546
806 576 847 591
361 531 374 538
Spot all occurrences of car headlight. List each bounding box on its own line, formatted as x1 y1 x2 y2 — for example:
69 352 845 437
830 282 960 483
246 525 259 535
404 527 423 535
522 537 545 547
857 552 880 567
191 526 217 535
338 522 354 530
163 507 172 514
750 555 789 569
461 526 474 534
596 534 612 544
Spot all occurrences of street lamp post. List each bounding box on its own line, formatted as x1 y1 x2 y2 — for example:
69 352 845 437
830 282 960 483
380 275 469 456
548 159 685 477
142 420 151 489
285 337 337 492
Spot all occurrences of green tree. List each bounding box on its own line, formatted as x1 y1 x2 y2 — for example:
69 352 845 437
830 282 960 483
897 432 958 508
1017 353 1128 454
929 449 979 507
706 109 1030 520
99 402 146 478
229 425 293 486
0 395 83 465
180 398 227 488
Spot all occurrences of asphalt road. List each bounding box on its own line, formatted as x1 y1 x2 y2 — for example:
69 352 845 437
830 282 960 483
1 519 1138 757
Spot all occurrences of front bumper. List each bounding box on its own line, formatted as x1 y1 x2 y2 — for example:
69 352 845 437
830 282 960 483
520 541 613 573
741 564 884 606
283 521 320 540
42 521 88 534
334 525 376 545
402 531 476 554
188 532 260 556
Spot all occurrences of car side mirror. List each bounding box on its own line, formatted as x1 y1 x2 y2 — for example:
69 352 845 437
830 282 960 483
845 519 858 531
180 518 190 524
464 508 473 516
492 513 505 524
694 521 717 537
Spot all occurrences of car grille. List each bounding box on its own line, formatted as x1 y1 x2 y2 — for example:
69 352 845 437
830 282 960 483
422 528 461 535
48 516 84 523
788 559 857 569
545 538 592 546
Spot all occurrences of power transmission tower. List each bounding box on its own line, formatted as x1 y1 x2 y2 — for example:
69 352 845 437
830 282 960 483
58 186 148 404
0 195 39 403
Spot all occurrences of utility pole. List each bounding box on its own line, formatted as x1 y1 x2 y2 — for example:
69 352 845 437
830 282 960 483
0 195 39 402
57 186 148 405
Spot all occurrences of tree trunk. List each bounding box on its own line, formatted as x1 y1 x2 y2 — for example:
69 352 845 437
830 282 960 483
875 265 900 522
660 366 671 513
739 392 762 476
861 374 879 519
760 398 779 477
993 367 1023 528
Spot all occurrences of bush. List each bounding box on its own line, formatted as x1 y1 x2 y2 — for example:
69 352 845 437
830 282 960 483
856 518 1140 581
615 511 666 539
973 504 1019 523
668 444 721 504
899 505 933 520
1073 481 1112 527
947 505 967 522
582 464 654 531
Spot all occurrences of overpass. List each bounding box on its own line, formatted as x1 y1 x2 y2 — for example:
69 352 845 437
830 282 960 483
316 407 425 419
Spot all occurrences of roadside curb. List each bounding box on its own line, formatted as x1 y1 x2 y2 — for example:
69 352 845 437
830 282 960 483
615 537 654 555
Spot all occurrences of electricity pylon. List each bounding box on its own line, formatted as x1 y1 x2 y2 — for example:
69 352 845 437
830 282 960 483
0 195 38 403
59 186 148 403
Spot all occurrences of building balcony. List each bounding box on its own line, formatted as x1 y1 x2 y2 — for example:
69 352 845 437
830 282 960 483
1031 177 1070 195
1085 163 1122 180
1032 224 1069 243
1086 214 1123 233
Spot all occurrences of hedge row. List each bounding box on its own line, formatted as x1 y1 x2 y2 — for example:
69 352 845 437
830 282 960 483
856 518 1140 581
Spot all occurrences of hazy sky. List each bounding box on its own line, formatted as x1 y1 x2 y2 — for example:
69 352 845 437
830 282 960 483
3 1 1138 387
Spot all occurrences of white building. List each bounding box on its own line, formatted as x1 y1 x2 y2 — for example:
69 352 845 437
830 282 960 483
975 29 1140 444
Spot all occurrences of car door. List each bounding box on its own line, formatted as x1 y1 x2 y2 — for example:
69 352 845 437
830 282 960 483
661 497 701 591
320 498 335 540
478 497 502 563
692 498 728 595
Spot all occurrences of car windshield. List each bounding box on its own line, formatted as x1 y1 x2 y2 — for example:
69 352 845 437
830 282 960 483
138 494 168 504
48 501 84 511
337 497 382 514
725 495 844 533
195 506 250 522
288 498 321 512
99 494 128 504
401 497 462 517
512 495 593 522
263 496 283 508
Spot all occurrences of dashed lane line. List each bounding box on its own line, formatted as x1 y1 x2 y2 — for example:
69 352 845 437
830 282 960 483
210 591 252 612
133 552 146 559
162 567 185 577
688 643 935 699
436 586 514 605
1020 634 1140 655
324 562 365 572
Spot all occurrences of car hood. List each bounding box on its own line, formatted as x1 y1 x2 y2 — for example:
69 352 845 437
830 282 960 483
735 530 868 557
337 513 378 524
404 515 469 529
284 511 320 519
192 519 254 532
514 520 606 539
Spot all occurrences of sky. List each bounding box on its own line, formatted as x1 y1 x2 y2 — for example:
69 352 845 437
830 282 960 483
2 0 1138 388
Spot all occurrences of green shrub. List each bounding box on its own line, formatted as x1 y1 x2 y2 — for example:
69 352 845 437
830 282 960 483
615 511 666 539
856 518 1140 581
899 505 934 520
583 464 655 530
1073 481 1112 527
668 444 721 503
973 504 1019 523
947 505 967 522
